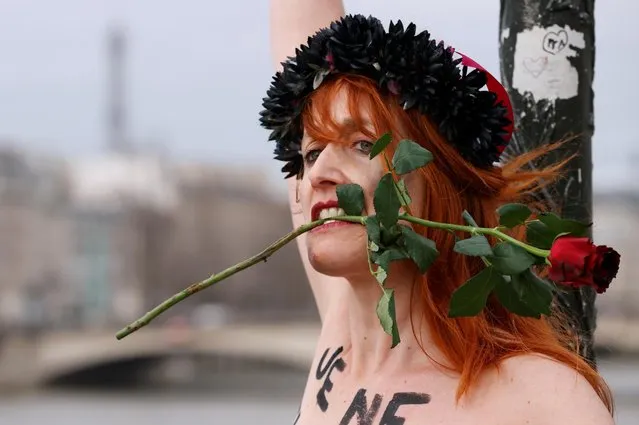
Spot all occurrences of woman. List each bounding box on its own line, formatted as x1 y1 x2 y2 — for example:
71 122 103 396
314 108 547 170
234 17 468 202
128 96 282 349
263 2 615 424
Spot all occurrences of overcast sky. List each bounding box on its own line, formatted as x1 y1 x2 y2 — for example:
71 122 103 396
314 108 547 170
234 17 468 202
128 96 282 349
0 0 636 191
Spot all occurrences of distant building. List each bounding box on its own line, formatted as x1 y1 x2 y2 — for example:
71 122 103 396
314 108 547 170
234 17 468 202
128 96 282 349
151 161 315 322
0 144 316 333
0 144 73 331
65 153 315 328
67 152 178 328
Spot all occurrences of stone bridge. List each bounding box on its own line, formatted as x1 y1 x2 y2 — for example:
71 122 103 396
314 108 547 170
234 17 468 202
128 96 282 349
0 317 636 389
0 322 321 388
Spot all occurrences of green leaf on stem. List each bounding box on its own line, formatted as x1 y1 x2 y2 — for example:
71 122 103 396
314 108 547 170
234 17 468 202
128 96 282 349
538 212 591 238
380 224 403 247
526 213 591 250
497 203 532 228
494 276 540 318
459 211 495 267
365 216 382 245
392 139 434 175
462 210 480 227
396 178 412 207
374 173 401 229
400 226 439 273
488 242 536 275
374 267 388 284
369 240 380 252
374 247 409 272
377 288 401 348
510 269 554 316
449 266 500 317
525 220 555 249
454 235 494 257
336 183 365 216
369 132 393 159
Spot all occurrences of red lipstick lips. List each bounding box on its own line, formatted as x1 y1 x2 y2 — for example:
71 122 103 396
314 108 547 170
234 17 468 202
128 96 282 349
311 200 340 221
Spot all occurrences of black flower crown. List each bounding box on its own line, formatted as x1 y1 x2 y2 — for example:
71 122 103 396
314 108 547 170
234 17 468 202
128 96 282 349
259 14 514 178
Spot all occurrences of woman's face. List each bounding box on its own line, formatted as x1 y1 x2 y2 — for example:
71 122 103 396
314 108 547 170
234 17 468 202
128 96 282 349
298 88 386 279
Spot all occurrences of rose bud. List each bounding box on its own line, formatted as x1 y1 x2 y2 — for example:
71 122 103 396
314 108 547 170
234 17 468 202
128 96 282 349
547 236 620 294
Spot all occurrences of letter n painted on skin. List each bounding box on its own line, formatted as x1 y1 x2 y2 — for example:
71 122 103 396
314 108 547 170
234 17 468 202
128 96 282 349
379 392 431 425
339 389 383 425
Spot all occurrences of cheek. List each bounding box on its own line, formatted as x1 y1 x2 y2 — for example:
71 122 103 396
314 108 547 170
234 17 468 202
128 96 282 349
298 178 314 220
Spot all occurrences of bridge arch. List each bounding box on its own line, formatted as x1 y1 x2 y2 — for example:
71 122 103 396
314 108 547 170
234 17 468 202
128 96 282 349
36 324 319 386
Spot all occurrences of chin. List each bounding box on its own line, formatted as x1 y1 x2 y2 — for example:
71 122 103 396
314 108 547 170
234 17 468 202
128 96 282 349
306 225 369 278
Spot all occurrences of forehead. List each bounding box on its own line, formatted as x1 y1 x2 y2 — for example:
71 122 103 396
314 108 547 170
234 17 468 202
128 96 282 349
302 85 375 144
326 86 364 121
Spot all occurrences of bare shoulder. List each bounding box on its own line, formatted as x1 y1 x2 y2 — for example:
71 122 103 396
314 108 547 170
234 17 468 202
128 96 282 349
478 353 614 425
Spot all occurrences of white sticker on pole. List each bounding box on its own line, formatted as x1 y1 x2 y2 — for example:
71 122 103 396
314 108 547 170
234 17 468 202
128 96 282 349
511 25 585 100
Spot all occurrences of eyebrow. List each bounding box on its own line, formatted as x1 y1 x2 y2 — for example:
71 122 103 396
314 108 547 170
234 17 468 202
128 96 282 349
301 116 375 146
336 118 374 135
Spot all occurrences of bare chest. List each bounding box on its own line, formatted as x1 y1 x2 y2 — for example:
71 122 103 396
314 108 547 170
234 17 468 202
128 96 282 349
293 346 483 425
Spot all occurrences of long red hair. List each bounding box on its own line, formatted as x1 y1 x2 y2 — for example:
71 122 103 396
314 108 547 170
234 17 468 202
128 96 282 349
301 74 613 412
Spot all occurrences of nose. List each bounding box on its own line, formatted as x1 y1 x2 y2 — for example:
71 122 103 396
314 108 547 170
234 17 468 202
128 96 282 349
307 144 348 189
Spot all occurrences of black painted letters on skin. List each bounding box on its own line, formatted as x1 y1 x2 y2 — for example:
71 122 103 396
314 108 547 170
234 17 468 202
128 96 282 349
339 390 431 425
315 346 346 411
379 392 431 425
339 389 383 425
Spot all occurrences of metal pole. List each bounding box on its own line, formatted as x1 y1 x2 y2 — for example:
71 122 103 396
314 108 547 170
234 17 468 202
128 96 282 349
107 25 128 154
498 0 597 365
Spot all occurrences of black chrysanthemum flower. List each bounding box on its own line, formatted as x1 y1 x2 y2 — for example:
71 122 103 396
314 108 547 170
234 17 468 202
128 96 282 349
259 14 513 177
328 14 386 75
273 140 303 178
379 20 424 92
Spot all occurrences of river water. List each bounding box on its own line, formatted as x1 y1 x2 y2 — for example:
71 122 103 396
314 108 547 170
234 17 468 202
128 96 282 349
0 357 637 425
0 391 301 425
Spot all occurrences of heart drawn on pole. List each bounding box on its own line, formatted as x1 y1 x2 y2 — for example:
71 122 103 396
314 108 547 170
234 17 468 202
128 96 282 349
542 30 568 55
523 57 548 78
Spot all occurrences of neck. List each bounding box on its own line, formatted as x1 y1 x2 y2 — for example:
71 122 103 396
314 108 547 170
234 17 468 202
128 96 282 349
331 263 447 379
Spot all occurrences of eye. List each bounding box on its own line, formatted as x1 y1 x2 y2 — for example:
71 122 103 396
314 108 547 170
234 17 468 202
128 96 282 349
354 140 374 154
303 149 322 164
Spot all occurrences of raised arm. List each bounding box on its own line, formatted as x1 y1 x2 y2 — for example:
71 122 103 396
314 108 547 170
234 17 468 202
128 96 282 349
269 0 345 70
269 0 346 322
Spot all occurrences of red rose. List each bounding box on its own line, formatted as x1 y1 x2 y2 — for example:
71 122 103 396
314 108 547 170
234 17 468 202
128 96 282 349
548 236 620 294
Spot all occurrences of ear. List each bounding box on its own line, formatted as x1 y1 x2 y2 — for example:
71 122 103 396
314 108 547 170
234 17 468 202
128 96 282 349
288 177 303 215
